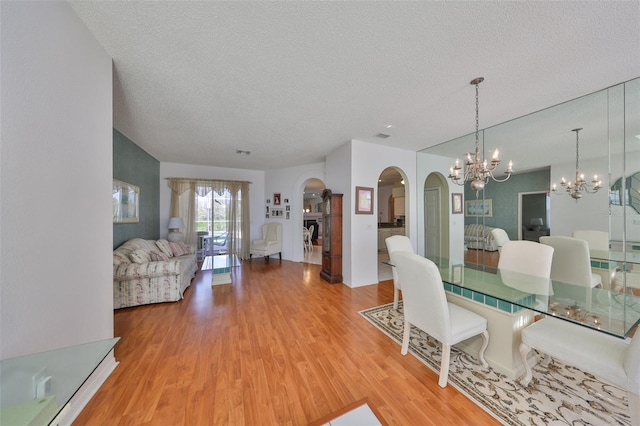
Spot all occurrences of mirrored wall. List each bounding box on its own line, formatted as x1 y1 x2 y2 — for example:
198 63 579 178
418 76 640 293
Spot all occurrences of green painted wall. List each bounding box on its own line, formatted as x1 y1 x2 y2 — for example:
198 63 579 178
465 168 550 239
113 129 160 248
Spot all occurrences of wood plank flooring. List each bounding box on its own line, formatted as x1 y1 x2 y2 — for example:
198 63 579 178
75 260 499 425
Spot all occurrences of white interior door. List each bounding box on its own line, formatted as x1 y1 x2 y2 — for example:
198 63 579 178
425 187 441 258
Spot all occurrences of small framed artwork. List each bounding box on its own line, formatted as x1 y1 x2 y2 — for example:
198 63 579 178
452 193 463 214
271 208 283 218
286 212 290 219
465 199 493 217
284 198 289 204
266 198 271 204
113 179 140 223
285 205 290 211
355 186 374 214
273 193 281 205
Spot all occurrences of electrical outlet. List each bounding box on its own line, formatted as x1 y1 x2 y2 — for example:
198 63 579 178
32 367 48 399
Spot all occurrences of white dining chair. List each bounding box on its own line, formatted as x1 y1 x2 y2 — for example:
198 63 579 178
540 236 601 309
385 235 414 310
303 227 311 251
519 317 640 425
307 225 315 252
392 251 489 388
491 228 510 253
571 230 609 252
498 240 554 310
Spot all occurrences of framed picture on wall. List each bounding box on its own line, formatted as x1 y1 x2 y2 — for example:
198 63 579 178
355 186 374 214
113 179 139 223
452 193 463 214
465 199 492 217
273 193 281 205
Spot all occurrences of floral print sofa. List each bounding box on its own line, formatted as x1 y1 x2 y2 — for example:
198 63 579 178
464 224 499 251
113 238 198 309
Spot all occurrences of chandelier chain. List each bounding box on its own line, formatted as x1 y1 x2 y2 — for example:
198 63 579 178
575 129 580 174
447 77 513 192
475 81 480 152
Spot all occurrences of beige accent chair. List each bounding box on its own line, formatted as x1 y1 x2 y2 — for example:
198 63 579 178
385 235 414 310
498 240 554 310
520 318 640 425
392 251 489 388
571 230 609 252
490 228 510 253
250 222 282 263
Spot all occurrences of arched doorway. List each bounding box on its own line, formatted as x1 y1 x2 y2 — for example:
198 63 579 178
302 178 325 264
378 167 407 282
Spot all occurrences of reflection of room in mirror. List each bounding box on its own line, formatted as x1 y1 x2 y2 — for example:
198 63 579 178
418 76 639 272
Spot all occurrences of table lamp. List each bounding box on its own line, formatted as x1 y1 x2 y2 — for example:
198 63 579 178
530 218 544 231
167 217 185 242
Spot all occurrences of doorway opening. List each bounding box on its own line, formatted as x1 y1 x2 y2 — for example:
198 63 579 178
302 178 325 264
378 167 407 282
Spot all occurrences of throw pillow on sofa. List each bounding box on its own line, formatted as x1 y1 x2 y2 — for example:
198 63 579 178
168 241 192 257
130 249 152 264
150 251 170 262
156 239 174 258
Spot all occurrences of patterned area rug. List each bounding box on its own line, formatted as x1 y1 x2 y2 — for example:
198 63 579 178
359 303 631 426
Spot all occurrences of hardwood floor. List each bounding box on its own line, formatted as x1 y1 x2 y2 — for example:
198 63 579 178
464 248 500 269
75 260 498 425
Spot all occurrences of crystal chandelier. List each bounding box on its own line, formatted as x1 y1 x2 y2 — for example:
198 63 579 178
448 77 513 192
552 128 601 199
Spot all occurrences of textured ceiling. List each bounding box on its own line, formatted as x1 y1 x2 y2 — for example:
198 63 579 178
69 1 640 171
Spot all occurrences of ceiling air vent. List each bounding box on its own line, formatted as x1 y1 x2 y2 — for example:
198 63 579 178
375 133 390 139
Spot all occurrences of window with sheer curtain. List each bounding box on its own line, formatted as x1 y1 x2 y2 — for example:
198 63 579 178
167 178 251 259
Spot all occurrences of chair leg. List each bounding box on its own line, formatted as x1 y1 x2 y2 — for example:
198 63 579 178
438 344 451 388
393 287 399 310
519 342 533 386
478 330 489 368
401 320 410 355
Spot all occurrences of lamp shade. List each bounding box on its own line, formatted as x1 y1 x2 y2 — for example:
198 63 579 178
530 218 544 226
168 217 184 230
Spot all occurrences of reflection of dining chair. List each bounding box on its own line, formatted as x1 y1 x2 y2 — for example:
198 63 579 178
540 236 602 309
385 235 414 310
571 230 609 252
393 251 489 388
498 241 554 309
491 228 510 253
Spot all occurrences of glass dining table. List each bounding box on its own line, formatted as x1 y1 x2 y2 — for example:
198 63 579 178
385 252 640 378
431 255 640 339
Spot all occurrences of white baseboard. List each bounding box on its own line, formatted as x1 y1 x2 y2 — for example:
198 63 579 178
57 350 119 426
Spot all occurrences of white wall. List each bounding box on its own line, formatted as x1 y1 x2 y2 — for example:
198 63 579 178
327 140 417 288
159 162 266 247
265 162 325 262
1 2 113 359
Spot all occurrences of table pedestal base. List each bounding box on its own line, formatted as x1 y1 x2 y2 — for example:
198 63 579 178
446 292 537 380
